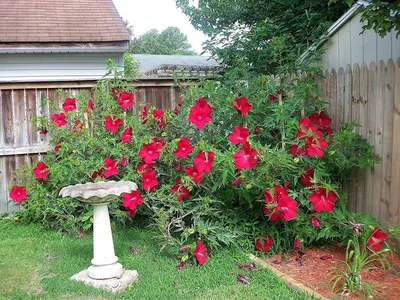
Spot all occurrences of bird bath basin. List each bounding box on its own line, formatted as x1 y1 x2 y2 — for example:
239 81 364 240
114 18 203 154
59 180 139 291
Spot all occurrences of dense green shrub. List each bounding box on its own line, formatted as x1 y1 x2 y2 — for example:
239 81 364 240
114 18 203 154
10 64 377 255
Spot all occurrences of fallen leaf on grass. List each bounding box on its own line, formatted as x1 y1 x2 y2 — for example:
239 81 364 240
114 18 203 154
75 231 85 239
237 274 250 285
176 261 186 272
172 281 177 288
236 263 258 271
129 246 137 254
320 255 333 260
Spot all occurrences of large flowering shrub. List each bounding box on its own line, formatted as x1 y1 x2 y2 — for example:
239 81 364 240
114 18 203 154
10 67 376 255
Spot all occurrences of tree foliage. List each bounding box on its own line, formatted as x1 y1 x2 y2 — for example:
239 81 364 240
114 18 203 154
129 26 197 55
330 0 400 37
176 0 349 74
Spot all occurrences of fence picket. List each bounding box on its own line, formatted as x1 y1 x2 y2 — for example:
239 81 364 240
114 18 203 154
389 58 400 227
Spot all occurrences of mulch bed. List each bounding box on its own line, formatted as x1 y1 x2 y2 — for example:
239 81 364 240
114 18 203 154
265 245 400 299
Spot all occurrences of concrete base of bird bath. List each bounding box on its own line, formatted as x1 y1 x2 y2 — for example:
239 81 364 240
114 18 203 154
71 269 139 293
59 181 139 291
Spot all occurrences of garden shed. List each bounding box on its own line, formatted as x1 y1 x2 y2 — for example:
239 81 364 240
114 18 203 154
304 0 400 229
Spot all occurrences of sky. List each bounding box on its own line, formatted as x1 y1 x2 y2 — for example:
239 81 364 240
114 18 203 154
112 0 208 54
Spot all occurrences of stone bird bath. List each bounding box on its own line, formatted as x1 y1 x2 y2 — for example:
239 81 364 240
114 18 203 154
59 180 139 292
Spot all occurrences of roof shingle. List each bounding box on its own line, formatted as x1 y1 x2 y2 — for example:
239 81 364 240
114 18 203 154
0 0 130 43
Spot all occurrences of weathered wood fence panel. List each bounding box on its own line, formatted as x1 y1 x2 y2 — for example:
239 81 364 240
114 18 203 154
0 82 180 212
321 58 400 228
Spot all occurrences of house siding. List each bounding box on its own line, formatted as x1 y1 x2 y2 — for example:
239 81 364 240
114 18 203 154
320 14 400 70
0 52 124 82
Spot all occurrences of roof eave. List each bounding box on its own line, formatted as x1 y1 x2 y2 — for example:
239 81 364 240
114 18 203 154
0 41 129 54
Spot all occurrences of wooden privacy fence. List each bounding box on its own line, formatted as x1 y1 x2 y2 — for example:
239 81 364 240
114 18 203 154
0 80 181 212
317 58 400 229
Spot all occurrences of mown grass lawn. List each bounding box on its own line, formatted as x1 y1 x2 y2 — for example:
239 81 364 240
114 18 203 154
0 218 314 300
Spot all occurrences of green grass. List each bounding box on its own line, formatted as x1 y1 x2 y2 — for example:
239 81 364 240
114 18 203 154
0 219 314 300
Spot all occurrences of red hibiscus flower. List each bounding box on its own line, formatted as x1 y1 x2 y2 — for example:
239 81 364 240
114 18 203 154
184 166 204 184
255 235 274 252
193 240 208 265
311 216 321 228
177 95 184 107
233 96 252 116
228 126 250 145
309 111 332 130
290 144 306 156
268 94 278 102
232 177 241 186
104 116 123 133
117 91 134 110
39 128 48 135
309 188 338 212
92 168 105 181
9 185 27 203
297 117 318 138
122 190 143 216
294 238 302 250
51 113 68 127
264 184 297 221
276 194 297 221
73 120 83 134
232 142 258 170
170 177 191 201
142 170 159 191
367 227 388 251
305 133 328 157
120 157 128 167
300 167 315 187
54 142 62 152
139 141 163 163
103 158 118 178
173 137 195 159
136 161 155 173
33 161 49 180
188 97 213 130
87 98 94 112
121 127 133 144
141 106 148 124
152 137 166 147
62 98 77 112
193 151 215 173
153 109 167 129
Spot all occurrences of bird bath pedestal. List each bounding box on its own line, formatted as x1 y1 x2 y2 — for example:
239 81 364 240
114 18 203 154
59 181 139 292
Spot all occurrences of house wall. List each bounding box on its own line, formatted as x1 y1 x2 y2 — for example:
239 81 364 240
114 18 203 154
320 14 400 70
0 53 124 83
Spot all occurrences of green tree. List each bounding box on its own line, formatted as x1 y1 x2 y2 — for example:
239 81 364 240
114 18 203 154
176 0 349 74
129 27 197 55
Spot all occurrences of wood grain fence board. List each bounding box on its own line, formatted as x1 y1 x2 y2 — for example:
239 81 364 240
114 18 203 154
349 64 360 212
329 69 338 129
13 89 26 147
26 89 38 146
344 65 352 123
0 90 3 148
389 58 400 227
380 59 395 223
365 61 377 214
5 155 18 212
355 63 369 213
337 68 345 128
0 157 7 212
325 70 332 116
372 61 386 221
2 90 14 146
